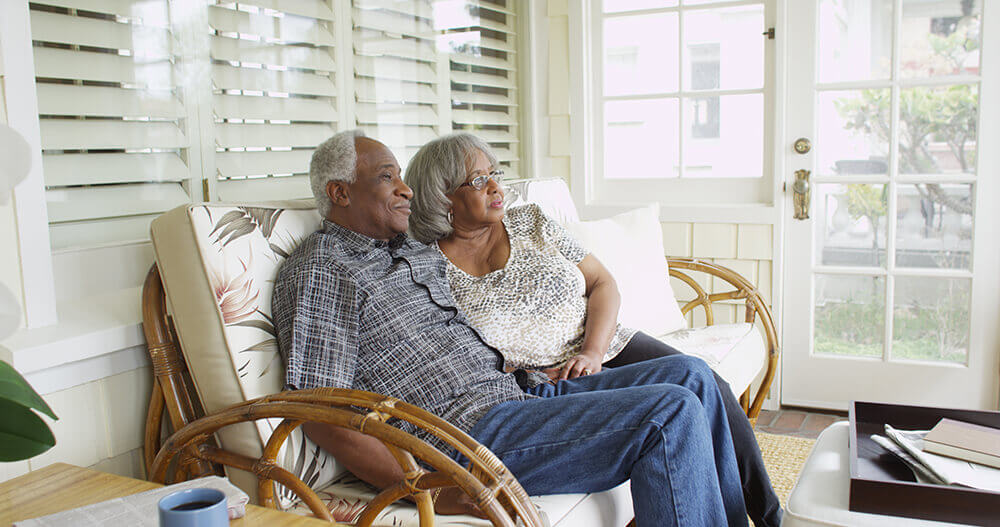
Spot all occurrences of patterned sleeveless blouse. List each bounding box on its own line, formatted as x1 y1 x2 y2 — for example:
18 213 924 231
436 204 636 369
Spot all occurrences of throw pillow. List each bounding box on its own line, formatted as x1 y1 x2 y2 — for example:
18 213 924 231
563 204 687 337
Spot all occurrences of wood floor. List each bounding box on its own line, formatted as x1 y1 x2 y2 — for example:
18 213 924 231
753 408 848 439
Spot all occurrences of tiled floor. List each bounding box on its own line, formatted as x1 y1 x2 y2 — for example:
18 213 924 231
754 407 848 439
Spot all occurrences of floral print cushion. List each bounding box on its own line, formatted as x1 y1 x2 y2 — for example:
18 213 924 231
187 203 343 509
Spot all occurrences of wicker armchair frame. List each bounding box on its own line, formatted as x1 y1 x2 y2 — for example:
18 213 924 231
142 265 541 526
143 255 779 525
666 258 779 422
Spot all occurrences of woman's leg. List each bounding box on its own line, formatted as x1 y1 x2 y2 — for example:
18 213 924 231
605 332 783 527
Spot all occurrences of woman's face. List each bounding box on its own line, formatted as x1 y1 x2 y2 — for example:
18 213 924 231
447 149 505 229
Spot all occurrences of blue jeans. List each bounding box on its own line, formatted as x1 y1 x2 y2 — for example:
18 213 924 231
461 355 748 527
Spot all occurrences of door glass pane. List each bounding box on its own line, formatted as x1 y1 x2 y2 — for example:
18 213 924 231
897 85 978 175
604 0 677 13
892 276 970 363
682 94 762 178
605 99 679 179
682 5 764 90
817 0 893 83
604 14 679 96
816 183 887 267
815 274 885 358
900 0 982 79
896 183 973 269
817 89 891 178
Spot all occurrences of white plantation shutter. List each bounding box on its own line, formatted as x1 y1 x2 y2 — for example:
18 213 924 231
352 0 446 169
208 0 338 202
30 0 195 250
437 0 519 176
26 0 520 250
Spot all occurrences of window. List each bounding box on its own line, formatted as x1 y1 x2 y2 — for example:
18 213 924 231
586 0 774 207
27 0 521 251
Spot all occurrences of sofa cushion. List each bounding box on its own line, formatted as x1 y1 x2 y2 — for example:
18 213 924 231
287 473 631 527
657 323 767 399
562 204 688 337
151 201 343 508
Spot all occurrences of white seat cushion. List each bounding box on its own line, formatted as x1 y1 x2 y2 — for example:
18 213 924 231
287 474 632 527
655 323 767 399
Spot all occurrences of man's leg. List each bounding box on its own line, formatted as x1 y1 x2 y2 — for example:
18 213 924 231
464 385 746 527
604 332 783 527
529 353 747 524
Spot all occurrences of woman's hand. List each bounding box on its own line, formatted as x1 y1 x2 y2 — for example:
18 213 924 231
544 350 604 381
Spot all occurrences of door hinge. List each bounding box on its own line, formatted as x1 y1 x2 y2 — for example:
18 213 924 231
763 27 775 40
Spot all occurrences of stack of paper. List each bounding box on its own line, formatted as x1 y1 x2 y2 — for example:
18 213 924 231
871 422 1000 493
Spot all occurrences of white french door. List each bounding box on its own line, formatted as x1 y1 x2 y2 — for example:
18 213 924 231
781 0 1000 411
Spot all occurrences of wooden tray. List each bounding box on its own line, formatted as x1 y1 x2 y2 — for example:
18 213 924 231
849 400 1000 526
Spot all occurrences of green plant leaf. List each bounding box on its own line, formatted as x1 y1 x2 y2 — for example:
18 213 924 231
0 398 56 461
0 360 56 420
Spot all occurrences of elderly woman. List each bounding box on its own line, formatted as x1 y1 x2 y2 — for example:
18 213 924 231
406 133 782 527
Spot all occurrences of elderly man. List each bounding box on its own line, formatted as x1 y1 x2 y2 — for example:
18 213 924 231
273 130 749 526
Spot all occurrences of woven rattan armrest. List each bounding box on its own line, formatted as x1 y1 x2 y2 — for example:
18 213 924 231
666 258 779 423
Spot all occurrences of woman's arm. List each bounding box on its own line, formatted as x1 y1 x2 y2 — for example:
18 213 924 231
549 254 622 380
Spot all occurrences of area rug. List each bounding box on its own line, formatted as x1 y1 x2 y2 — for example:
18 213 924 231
755 431 817 506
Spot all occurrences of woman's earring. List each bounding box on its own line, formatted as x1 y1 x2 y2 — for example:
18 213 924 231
447 211 454 224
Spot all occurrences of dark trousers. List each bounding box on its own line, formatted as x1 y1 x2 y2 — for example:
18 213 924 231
605 332 783 527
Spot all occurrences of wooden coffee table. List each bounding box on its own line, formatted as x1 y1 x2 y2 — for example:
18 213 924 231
0 463 341 526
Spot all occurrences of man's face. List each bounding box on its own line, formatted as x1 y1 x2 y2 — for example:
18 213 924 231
338 137 412 240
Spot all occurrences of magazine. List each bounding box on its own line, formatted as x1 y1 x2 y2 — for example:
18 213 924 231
871 424 1000 493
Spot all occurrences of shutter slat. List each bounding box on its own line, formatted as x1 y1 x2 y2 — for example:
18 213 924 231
359 125 437 147
451 108 515 126
226 0 335 22
355 78 437 104
491 145 516 162
450 69 514 89
37 84 183 118
356 103 437 126
216 150 313 178
35 0 169 21
472 129 519 143
212 64 336 96
209 6 336 47
449 52 513 71
354 0 433 19
450 90 516 106
353 8 434 38
211 36 336 71
46 183 190 222
354 33 437 62
354 56 437 83
31 10 171 54
214 94 337 122
43 153 188 186
217 175 313 202
33 47 174 86
215 123 335 148
40 120 187 150
49 214 159 250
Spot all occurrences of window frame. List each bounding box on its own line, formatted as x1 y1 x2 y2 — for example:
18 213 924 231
569 0 780 223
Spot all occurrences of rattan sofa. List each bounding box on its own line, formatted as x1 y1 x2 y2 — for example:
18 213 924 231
141 177 778 526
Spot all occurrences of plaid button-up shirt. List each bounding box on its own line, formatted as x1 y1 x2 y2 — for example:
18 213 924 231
273 220 536 455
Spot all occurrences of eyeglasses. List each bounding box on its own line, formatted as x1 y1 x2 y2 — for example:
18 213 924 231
458 169 504 191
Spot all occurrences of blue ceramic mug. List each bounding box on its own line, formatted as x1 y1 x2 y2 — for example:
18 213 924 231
157 487 228 527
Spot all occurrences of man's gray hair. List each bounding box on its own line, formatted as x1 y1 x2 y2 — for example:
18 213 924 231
406 133 497 243
310 129 366 218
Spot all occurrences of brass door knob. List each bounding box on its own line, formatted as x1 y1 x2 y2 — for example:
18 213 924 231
793 138 812 154
793 169 811 220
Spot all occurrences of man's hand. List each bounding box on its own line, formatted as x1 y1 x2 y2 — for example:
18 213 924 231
434 487 486 518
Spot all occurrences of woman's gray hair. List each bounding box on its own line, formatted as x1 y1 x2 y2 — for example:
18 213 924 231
406 133 498 243
310 129 365 218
